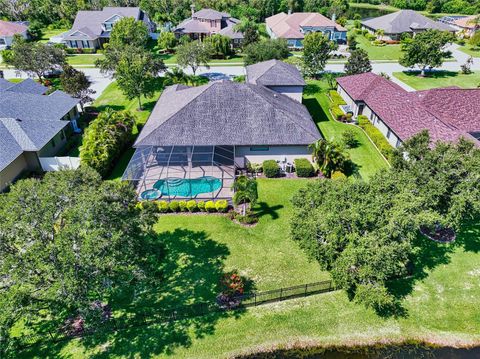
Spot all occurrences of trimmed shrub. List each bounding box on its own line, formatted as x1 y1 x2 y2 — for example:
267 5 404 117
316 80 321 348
215 200 229 213
205 200 216 213
331 171 347 180
294 158 315 177
358 115 394 161
329 90 346 105
186 200 197 212
156 200 169 213
341 129 357 148
262 160 280 178
169 200 180 212
197 201 205 212
330 105 345 121
178 200 188 212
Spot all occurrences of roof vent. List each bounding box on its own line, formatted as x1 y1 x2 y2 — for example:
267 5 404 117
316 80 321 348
16 118 22 122
273 94 278 98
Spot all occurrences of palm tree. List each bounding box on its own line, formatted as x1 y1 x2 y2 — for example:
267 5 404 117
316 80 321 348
309 139 348 178
232 175 258 216
375 29 385 40
163 67 189 86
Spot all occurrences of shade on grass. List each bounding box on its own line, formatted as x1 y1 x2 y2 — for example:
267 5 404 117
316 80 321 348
66 54 105 66
457 45 480 58
303 79 389 180
17 202 480 358
393 70 480 90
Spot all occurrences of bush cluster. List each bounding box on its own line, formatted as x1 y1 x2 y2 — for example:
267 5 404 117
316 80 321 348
294 158 315 177
138 199 229 213
331 170 347 180
65 47 97 54
262 160 280 178
341 129 357 149
358 115 394 161
329 90 346 106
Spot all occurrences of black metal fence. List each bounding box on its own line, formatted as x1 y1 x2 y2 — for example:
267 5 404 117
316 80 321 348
9 280 335 351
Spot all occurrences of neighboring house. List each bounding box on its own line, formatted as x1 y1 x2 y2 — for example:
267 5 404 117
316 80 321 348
439 15 479 37
265 12 347 48
0 20 28 50
122 61 320 200
245 59 306 102
173 7 244 47
61 7 155 50
361 10 455 41
0 78 80 191
336 72 480 148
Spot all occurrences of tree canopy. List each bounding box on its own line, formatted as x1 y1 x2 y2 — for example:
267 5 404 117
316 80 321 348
60 65 95 110
0 167 163 354
344 48 372 75
243 38 289 65
400 29 455 76
176 40 212 75
292 132 480 312
302 32 335 78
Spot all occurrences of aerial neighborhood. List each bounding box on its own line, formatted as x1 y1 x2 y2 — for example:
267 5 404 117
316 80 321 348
0 0 479 357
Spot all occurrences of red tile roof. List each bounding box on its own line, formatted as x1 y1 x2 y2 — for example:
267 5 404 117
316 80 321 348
337 73 477 144
0 20 28 37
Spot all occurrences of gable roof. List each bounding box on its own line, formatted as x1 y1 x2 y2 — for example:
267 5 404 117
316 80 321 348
266 12 346 39
0 121 23 171
63 7 142 40
246 59 306 87
361 10 454 34
135 81 320 147
193 8 229 20
2 78 48 95
0 20 28 37
0 78 16 91
337 73 473 144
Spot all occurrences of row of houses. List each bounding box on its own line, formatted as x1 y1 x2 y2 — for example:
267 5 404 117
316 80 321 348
0 78 80 191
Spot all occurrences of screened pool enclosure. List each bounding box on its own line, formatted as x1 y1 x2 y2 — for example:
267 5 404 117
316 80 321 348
122 145 235 200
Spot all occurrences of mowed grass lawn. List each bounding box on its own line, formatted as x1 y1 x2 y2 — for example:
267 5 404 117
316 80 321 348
303 79 389 180
458 45 480 58
393 70 480 90
356 35 404 61
66 54 105 66
19 211 480 358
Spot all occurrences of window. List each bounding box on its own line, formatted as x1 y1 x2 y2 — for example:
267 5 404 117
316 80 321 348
386 129 391 139
82 40 89 48
104 22 113 31
249 146 269 152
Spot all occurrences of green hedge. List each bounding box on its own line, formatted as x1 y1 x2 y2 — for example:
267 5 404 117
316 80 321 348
358 115 394 161
262 160 280 178
138 199 230 213
294 158 315 177
329 90 346 106
329 105 345 121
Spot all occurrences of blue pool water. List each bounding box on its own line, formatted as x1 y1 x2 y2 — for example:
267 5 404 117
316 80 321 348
153 176 222 197
140 189 162 200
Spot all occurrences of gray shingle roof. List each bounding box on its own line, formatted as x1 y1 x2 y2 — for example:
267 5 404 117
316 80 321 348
63 7 143 40
193 9 229 20
3 78 48 95
246 60 306 87
361 10 455 34
135 81 320 147
0 121 23 171
0 78 15 91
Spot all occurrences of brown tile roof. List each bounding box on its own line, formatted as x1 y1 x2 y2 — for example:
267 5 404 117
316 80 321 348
337 73 476 144
0 20 28 36
266 12 346 39
453 15 479 30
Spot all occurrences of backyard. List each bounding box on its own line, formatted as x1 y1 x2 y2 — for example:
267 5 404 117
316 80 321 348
393 70 480 89
303 79 389 180
356 34 404 61
16 180 480 358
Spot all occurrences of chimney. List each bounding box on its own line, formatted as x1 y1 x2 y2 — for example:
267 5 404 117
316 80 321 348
190 4 195 17
331 13 336 23
288 8 292 15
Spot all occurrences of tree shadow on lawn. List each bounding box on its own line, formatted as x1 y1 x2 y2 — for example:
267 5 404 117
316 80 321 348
23 229 252 358
254 201 283 220
386 220 480 315
403 70 459 79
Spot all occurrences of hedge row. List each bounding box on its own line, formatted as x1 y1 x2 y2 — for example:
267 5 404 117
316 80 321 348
262 160 280 178
358 115 394 161
329 90 346 106
138 199 229 213
294 158 315 177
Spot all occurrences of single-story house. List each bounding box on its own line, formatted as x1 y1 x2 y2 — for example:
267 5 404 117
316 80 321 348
265 12 347 48
336 72 479 148
245 59 306 102
361 10 455 41
0 20 28 50
123 61 320 199
173 7 244 48
439 15 479 37
0 78 80 191
61 7 156 50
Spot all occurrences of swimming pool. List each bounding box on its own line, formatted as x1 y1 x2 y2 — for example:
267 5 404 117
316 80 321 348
153 176 222 197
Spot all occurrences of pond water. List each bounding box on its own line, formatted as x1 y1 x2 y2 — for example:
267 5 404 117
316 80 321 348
235 345 480 358
346 6 396 20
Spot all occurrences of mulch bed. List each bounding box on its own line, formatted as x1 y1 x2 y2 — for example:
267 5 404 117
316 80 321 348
420 226 456 243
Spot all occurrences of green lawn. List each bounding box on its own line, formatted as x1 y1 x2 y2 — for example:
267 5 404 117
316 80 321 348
17 195 480 358
303 80 389 180
66 54 105 66
159 53 244 65
356 35 404 61
393 70 480 90
458 45 480 58
39 28 68 43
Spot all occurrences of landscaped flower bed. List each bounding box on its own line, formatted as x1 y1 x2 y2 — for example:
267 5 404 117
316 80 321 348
137 199 229 214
